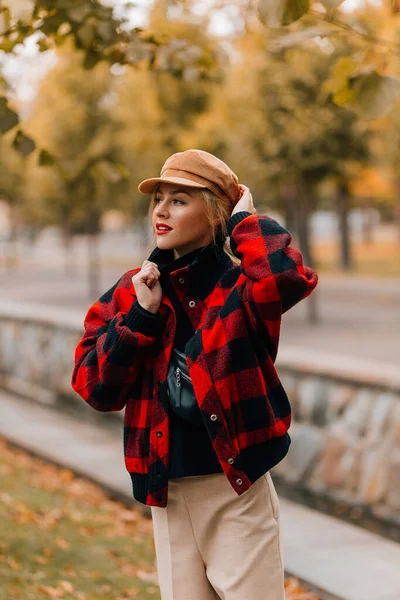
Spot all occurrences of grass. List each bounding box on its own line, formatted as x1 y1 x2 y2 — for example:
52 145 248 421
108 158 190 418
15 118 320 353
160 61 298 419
313 240 400 277
0 439 159 600
0 438 319 600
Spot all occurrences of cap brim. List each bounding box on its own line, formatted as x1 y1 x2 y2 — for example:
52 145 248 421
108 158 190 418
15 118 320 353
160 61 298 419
138 176 207 194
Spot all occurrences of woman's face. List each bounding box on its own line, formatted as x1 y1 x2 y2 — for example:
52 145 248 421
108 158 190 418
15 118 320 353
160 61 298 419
152 182 215 259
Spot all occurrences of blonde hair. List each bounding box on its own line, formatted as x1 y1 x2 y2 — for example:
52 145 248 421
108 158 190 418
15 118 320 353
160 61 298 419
146 183 241 264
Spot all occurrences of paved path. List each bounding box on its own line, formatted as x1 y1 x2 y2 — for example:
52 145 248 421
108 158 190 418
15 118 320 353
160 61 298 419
1 264 399 367
2 390 400 600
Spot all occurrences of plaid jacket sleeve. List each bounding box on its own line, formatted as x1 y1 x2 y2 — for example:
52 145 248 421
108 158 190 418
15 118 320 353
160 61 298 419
71 270 164 412
227 211 319 361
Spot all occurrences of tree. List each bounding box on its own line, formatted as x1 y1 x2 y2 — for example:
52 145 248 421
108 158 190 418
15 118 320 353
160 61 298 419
0 0 226 158
256 0 400 119
24 40 128 296
114 0 225 237
181 23 372 273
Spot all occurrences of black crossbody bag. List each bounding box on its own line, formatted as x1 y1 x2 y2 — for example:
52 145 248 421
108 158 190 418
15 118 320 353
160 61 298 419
166 347 204 426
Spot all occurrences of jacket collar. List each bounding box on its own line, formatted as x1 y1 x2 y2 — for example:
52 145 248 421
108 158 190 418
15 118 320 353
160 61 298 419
147 231 229 271
146 232 233 299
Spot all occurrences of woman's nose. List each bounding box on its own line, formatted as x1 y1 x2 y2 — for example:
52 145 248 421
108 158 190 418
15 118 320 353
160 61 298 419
155 203 168 217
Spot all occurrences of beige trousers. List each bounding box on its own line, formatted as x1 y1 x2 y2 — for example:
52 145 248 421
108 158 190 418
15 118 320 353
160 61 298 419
150 471 284 600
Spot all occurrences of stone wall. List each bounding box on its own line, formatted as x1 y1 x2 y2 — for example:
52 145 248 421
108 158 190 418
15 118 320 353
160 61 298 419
0 301 118 423
1 302 399 529
274 348 400 533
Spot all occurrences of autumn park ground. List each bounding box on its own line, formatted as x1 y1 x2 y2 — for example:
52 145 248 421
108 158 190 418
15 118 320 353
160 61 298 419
313 239 400 277
0 438 318 600
1 233 399 599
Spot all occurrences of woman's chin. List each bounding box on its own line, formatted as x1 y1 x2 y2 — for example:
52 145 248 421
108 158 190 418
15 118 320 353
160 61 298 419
156 234 175 247
157 233 171 246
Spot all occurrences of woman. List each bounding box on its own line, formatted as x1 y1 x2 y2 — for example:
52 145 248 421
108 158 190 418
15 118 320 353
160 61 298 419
71 148 318 600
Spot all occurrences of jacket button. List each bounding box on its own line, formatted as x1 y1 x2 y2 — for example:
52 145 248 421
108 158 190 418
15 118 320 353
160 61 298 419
228 457 234 465
236 478 243 486
156 430 163 438
178 277 185 284
188 300 196 308
210 414 218 422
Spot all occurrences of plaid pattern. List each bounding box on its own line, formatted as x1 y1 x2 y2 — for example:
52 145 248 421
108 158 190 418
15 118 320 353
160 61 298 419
71 212 318 507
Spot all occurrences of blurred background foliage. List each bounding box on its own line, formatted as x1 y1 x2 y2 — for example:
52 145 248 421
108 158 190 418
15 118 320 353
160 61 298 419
0 0 400 298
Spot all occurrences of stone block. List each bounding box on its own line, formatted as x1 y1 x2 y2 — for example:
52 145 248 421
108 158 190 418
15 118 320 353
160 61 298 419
340 388 375 437
277 423 324 483
357 437 392 504
391 402 400 448
326 384 355 424
308 425 353 490
280 372 299 415
296 377 325 425
312 381 333 427
341 440 364 495
387 449 400 512
365 392 397 445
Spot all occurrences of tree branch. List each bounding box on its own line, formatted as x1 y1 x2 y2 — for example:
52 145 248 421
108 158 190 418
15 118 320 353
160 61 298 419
310 8 400 54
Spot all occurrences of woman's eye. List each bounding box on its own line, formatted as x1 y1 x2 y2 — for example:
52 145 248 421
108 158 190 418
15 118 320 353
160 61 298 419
155 198 184 204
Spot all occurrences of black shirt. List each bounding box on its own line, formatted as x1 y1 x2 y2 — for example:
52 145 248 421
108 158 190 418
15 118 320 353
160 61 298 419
158 242 224 479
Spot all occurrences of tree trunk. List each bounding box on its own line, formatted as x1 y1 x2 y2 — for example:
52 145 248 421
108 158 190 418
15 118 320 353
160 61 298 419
61 222 76 277
87 232 101 300
395 180 400 243
5 203 19 273
337 179 352 271
281 183 297 234
296 187 313 267
361 201 375 245
296 186 318 325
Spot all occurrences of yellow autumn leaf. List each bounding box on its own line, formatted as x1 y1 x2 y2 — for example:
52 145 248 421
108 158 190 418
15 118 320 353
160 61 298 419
59 580 74 593
37 585 64 598
34 555 50 565
7 557 20 569
60 469 74 481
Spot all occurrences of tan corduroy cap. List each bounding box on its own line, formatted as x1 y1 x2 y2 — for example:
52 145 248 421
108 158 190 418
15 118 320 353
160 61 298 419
138 149 241 206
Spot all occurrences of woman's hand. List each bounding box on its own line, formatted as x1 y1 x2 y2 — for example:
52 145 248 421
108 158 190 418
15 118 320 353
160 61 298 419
231 184 256 217
132 260 162 314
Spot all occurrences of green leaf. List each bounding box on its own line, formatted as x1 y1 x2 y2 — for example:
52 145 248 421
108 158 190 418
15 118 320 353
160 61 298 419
320 57 358 99
67 5 92 23
331 57 359 80
0 97 19 133
2 0 34 25
0 37 20 52
96 20 115 43
333 86 357 105
83 49 101 69
38 150 55 166
90 160 126 183
13 129 35 155
40 12 68 36
76 21 95 47
0 8 11 34
37 38 51 52
258 0 310 28
347 72 400 119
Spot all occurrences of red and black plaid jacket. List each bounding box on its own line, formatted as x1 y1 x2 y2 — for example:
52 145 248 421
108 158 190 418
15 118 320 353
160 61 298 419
71 211 318 507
